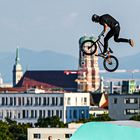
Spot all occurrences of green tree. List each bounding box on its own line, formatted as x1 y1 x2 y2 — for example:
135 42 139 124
5 118 31 140
130 115 140 121
35 116 65 128
90 114 112 121
75 114 113 123
0 120 13 140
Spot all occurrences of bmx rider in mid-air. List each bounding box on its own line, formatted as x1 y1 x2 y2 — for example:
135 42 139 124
92 14 134 56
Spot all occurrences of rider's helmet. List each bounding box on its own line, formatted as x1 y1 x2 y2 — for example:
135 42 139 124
92 14 100 22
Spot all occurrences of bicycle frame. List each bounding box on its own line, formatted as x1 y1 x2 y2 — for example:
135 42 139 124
81 31 119 72
95 32 113 56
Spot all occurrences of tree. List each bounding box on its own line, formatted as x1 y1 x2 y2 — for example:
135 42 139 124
130 115 140 121
0 120 13 140
90 114 112 121
5 118 32 140
35 116 65 128
75 114 113 123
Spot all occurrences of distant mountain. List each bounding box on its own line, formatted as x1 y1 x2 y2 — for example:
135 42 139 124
0 48 139 83
0 48 78 83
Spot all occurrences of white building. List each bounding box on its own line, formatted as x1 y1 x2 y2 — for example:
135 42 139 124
28 123 82 140
0 92 90 124
109 94 140 120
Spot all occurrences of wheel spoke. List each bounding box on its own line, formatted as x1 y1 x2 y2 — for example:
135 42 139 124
103 55 119 72
81 40 97 55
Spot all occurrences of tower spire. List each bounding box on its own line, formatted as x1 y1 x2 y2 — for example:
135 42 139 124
13 47 23 87
15 47 20 64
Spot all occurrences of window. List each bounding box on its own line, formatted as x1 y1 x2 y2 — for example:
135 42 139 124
65 134 72 138
34 133 41 139
2 97 5 105
56 97 58 105
73 110 77 119
39 97 41 105
18 111 20 119
43 97 46 105
18 97 21 106
14 97 16 106
31 97 33 105
47 97 50 105
35 110 37 118
48 110 51 117
60 110 62 119
84 97 87 105
26 97 30 106
27 110 29 118
9 97 13 105
22 97 25 106
125 98 138 104
56 110 59 117
52 97 55 106
125 109 138 115
69 110 72 119
113 98 117 104
52 110 54 116
39 110 42 118
35 97 38 106
60 97 63 106
31 110 34 118
67 97 71 105
5 97 8 105
23 110 26 118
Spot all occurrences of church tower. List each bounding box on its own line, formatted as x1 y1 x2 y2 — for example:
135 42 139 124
77 36 100 92
13 48 23 87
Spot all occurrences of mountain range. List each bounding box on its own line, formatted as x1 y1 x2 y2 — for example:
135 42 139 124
0 48 139 83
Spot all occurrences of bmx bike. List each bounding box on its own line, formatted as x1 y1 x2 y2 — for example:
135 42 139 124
80 31 119 72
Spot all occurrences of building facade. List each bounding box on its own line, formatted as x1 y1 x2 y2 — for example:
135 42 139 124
28 123 82 140
0 92 90 124
109 94 140 120
122 80 136 94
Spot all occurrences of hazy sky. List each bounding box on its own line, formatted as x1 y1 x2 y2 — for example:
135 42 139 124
0 0 139 58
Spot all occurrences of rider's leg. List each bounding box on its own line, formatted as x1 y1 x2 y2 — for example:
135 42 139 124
114 26 134 47
114 26 129 42
104 30 114 53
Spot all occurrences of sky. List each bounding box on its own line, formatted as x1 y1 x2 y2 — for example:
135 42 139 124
0 0 139 58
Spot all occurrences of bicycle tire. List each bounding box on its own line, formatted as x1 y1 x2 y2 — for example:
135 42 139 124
103 55 119 72
80 40 97 55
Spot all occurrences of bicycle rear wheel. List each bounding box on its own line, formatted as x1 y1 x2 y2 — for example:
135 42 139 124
103 55 119 72
80 40 97 55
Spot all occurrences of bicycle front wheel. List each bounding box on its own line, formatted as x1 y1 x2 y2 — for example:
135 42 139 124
80 40 97 55
103 55 119 72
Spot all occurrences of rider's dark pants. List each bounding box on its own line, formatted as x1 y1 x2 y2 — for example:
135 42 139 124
103 26 129 53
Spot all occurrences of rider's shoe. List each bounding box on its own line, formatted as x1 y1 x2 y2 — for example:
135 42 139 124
129 39 134 47
98 52 107 57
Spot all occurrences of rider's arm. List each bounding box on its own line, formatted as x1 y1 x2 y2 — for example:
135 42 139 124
103 23 108 33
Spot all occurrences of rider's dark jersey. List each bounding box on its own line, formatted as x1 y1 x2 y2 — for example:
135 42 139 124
99 14 119 29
